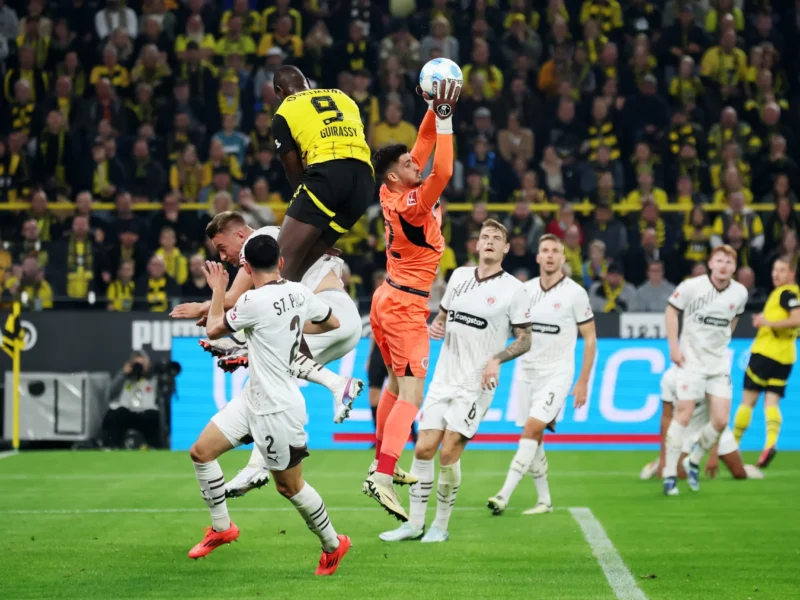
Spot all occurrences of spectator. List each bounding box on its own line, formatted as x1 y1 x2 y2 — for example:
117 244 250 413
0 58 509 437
106 220 148 283
736 265 767 311
764 193 800 254
501 13 542 67
463 39 504 100
83 136 125 200
3 255 53 311
635 260 676 312
502 231 537 276
707 106 759 163
170 144 203 202
23 190 60 244
584 202 628 261
626 227 673 286
213 113 249 166
84 78 126 138
624 168 669 210
107 259 136 312
564 224 584 283
766 229 800 274
756 135 798 197
547 203 584 245
711 191 765 252
14 218 50 268
95 0 138 40
258 15 302 63
373 101 417 150
127 138 165 199
503 200 544 253
700 29 747 112
154 227 188 286
204 138 244 187
237 188 275 229
589 262 638 313
200 171 240 205
181 254 212 302
582 239 608 288
497 111 534 165
421 15 459 63
135 255 179 312
54 214 96 303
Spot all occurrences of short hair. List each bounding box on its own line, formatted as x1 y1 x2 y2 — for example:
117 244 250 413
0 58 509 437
709 244 737 261
480 218 508 241
589 239 606 253
372 144 408 182
205 211 246 239
775 255 797 270
244 234 280 271
538 233 563 248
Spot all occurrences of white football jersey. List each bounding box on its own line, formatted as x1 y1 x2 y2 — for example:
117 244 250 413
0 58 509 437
520 276 593 378
225 280 333 415
240 226 344 292
668 275 747 375
433 267 531 389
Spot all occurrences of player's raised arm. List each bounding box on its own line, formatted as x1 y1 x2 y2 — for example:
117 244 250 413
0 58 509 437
271 113 304 190
203 261 233 339
171 267 253 321
409 107 437 169
416 79 460 211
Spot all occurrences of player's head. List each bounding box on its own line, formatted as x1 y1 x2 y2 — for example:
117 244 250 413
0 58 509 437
477 219 510 264
707 244 737 281
772 255 797 287
372 144 422 189
205 211 249 265
242 234 283 276
536 234 565 275
273 65 310 102
372 144 421 189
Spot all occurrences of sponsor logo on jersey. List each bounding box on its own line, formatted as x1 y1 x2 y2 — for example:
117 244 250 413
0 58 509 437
531 322 561 334
448 311 488 329
694 313 730 327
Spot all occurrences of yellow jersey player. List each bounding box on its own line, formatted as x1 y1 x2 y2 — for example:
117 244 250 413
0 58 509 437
734 255 800 468
271 65 375 282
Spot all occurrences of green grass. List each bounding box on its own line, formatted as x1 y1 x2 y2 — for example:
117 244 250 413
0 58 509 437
1 450 799 600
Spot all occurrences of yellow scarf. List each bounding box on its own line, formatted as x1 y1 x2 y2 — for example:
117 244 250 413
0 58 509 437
218 88 240 118
602 280 624 313
156 247 187 285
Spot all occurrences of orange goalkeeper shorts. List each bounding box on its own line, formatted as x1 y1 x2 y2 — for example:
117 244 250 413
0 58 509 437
369 280 431 378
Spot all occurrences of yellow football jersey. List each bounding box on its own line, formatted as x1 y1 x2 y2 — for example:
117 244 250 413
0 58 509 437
751 284 800 365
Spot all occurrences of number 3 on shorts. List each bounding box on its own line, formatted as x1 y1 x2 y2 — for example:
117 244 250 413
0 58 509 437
546 392 555 406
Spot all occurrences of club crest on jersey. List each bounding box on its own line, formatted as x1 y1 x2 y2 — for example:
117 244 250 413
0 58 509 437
229 306 238 321
729 304 734 310
554 303 561 310
486 297 496 306
421 357 429 371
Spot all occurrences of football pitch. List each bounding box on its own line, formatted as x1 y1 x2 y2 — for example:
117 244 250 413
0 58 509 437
2 450 799 600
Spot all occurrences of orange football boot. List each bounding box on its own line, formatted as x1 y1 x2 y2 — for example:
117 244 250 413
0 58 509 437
315 535 352 576
188 523 240 559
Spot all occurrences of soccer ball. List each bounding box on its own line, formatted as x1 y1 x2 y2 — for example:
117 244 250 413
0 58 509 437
418 58 463 97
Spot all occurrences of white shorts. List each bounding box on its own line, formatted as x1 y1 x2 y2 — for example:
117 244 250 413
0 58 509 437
675 368 732 402
305 289 362 364
212 391 308 471
418 381 494 438
516 374 572 427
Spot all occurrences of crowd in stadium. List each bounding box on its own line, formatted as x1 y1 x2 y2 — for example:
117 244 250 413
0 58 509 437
0 0 798 314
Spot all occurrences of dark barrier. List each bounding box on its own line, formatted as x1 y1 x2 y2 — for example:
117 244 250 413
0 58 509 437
0 310 759 374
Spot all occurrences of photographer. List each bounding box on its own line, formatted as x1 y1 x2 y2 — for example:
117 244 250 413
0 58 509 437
100 351 162 449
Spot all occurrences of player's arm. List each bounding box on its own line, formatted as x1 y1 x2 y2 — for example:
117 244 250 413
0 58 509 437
754 290 800 328
272 113 304 190
409 109 437 170
170 267 253 319
494 324 533 363
429 307 447 340
302 292 341 334
659 401 673 473
203 262 234 339
666 282 690 366
573 317 597 408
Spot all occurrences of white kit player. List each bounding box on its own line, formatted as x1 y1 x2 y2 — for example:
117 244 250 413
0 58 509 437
639 365 763 481
186 235 351 575
170 211 363 497
488 234 597 516
663 244 748 496
379 219 532 543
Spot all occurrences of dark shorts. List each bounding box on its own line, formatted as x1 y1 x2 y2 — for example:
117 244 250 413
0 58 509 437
743 353 793 397
286 159 375 246
368 341 389 389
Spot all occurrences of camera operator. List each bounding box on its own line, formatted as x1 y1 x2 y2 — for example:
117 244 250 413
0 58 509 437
101 351 162 449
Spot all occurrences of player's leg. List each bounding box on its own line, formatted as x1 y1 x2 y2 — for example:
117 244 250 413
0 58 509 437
662 370 702 495
716 427 757 479
259 404 351 575
733 390 760 443
683 384 731 492
489 415 546 514
367 346 387 433
523 444 553 514
277 215 324 282
759 389 784 468
418 430 466 541
187 396 249 558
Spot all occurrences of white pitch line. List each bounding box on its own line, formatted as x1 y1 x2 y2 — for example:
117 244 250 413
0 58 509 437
569 507 648 600
0 506 573 516
0 450 18 460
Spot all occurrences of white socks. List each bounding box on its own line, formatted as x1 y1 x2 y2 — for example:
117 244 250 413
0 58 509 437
408 458 434 530
689 423 722 465
529 445 551 505
663 420 685 478
289 483 339 553
193 460 231 532
498 438 539 501
290 354 341 391
433 461 461 531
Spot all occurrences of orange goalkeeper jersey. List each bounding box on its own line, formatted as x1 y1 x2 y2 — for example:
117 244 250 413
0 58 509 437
379 110 453 292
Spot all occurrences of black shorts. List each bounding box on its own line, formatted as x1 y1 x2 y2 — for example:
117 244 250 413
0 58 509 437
286 159 375 246
743 353 793 397
368 342 388 389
